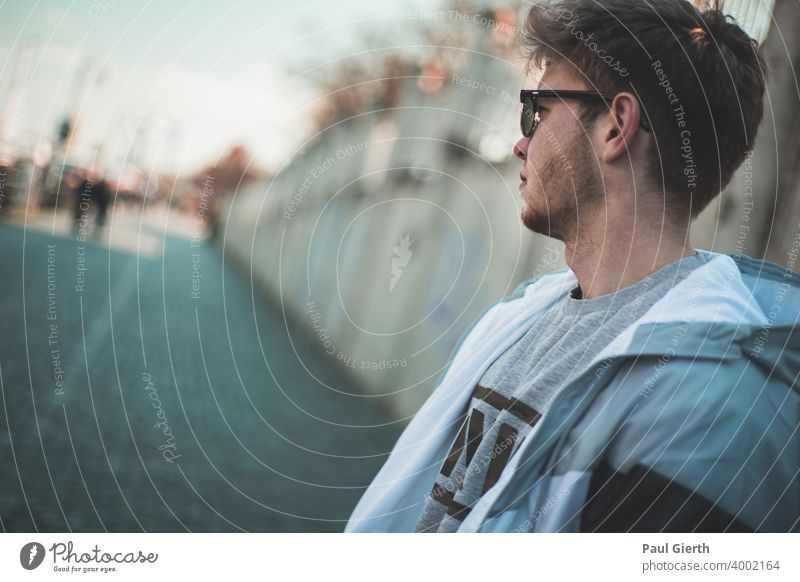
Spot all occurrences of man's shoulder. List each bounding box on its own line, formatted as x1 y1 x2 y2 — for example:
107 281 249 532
445 268 575 367
726 252 800 316
476 267 576 335
500 267 574 304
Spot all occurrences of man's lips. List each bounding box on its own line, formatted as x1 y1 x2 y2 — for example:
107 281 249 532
520 172 527 185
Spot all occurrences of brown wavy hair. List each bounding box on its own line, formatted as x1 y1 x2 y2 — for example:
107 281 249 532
522 0 767 218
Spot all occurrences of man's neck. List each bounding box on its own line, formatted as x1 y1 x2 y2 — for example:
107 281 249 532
563 217 694 300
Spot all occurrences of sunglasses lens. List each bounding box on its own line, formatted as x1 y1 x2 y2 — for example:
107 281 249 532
521 95 536 136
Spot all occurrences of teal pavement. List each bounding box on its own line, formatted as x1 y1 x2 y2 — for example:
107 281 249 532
0 221 401 532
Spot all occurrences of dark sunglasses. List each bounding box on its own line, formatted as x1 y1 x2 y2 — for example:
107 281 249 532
519 89 652 137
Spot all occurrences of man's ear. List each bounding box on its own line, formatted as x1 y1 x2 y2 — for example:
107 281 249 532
601 92 644 164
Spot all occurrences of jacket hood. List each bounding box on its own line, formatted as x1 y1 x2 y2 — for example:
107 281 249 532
590 251 800 390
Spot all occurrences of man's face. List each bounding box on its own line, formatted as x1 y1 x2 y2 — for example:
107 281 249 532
513 62 603 242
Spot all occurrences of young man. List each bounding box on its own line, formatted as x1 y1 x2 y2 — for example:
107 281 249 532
347 0 799 532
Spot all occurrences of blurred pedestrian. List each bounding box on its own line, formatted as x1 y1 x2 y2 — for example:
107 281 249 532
71 168 110 239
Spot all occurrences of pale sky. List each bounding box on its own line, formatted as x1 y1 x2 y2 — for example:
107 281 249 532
0 0 446 175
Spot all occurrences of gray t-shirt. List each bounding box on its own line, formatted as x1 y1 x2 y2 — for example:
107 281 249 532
415 252 707 532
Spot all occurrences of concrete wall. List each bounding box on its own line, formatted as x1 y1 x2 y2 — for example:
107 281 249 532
221 9 799 419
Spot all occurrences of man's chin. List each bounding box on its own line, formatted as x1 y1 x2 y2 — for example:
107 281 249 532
520 205 564 242
521 205 547 235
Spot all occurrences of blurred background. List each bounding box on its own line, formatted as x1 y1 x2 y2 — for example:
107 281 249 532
0 0 797 532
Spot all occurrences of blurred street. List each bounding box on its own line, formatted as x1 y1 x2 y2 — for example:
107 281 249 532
0 0 797 537
0 208 401 532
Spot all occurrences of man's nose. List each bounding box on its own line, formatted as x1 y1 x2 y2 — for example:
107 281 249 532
513 136 529 160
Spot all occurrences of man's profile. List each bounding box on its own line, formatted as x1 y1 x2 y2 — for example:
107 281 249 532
346 0 799 532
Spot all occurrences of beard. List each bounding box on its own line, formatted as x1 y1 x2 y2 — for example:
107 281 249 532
520 134 600 243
